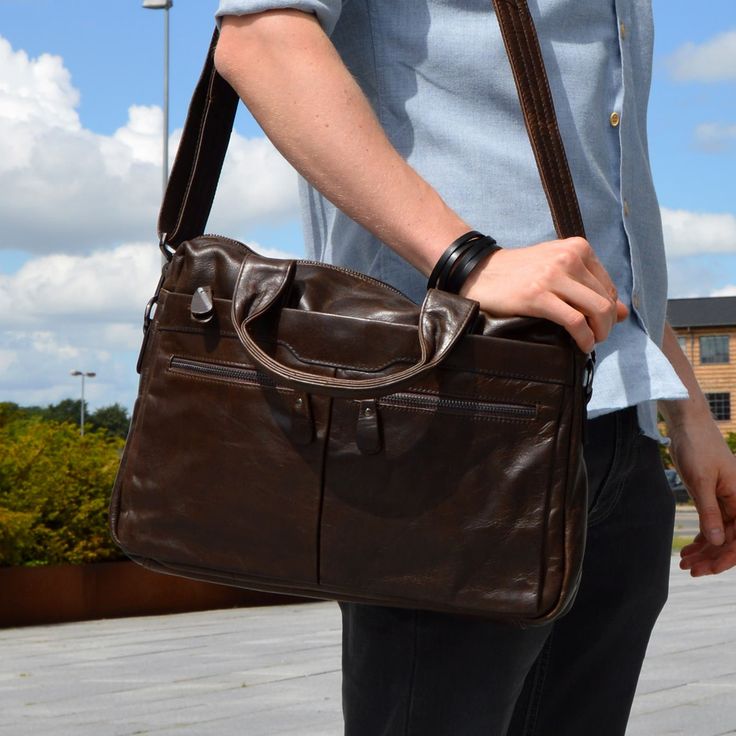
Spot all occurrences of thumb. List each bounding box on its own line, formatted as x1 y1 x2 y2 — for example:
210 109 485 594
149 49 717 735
696 492 725 546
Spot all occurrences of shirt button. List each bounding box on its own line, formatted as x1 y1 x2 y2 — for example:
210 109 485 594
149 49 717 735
609 111 621 127
620 22 626 40
632 293 641 310
623 199 630 217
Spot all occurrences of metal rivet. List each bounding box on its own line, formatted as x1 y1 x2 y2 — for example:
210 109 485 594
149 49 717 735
609 111 620 128
364 407 373 416
295 397 303 408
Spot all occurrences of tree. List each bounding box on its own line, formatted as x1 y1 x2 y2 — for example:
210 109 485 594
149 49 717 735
0 417 126 566
41 398 86 427
89 403 131 439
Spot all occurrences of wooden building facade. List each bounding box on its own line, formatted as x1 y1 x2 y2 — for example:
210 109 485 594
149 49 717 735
667 296 736 437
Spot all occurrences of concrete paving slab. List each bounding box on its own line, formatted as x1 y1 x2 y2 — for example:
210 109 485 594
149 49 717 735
0 559 734 735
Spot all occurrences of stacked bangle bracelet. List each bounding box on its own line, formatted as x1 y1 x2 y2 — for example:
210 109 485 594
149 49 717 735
427 230 502 294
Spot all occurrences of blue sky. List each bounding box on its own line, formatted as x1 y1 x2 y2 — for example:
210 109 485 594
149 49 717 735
0 0 734 411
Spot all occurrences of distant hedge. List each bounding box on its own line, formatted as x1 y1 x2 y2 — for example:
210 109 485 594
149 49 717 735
0 418 126 566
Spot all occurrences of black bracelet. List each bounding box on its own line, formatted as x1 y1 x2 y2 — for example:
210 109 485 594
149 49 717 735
427 231 485 291
445 237 501 294
435 239 484 292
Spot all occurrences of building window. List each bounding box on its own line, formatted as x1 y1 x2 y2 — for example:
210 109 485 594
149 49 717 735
677 336 687 351
699 335 729 364
706 392 731 421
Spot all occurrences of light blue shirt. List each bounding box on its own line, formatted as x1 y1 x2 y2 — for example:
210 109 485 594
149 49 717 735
215 0 689 440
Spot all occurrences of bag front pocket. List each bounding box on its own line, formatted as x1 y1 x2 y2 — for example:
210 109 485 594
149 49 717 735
115 353 330 586
319 378 566 615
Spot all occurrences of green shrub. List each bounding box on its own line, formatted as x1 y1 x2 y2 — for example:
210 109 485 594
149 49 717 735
0 418 126 566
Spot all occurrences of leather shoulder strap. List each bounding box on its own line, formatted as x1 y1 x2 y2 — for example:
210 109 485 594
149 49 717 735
159 2 585 250
491 0 585 239
158 29 239 249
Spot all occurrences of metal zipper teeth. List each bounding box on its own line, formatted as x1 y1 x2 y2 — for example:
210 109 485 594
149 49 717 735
200 234 408 299
172 357 535 418
378 392 536 419
170 356 277 387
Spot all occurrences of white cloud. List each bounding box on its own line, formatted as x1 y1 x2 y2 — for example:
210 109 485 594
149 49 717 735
710 285 736 297
666 29 736 83
0 239 298 410
661 207 736 258
0 34 300 255
694 122 736 152
0 243 161 326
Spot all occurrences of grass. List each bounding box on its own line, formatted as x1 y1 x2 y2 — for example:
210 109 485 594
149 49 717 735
672 535 696 554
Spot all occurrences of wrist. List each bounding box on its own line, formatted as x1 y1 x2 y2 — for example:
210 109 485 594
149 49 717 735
660 394 713 435
427 230 501 294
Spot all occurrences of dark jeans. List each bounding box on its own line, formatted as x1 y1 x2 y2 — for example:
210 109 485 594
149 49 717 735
339 406 676 736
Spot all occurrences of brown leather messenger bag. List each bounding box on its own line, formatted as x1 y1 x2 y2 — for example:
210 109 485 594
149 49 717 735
110 0 594 627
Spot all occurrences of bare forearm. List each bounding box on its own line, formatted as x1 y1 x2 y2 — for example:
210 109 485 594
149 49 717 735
659 321 711 431
214 10 469 276
214 10 627 353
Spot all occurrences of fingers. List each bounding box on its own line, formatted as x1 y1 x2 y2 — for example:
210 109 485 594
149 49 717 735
466 236 626 351
680 524 736 576
695 493 727 547
551 277 618 345
532 292 596 353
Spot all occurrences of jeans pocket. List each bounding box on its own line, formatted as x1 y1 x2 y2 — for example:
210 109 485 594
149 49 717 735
585 410 641 527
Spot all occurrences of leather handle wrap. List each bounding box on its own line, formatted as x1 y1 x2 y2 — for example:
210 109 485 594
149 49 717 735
230 254 480 399
159 1 585 249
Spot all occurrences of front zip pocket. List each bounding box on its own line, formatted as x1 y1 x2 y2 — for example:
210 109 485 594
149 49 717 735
378 391 536 420
169 355 279 388
168 355 314 445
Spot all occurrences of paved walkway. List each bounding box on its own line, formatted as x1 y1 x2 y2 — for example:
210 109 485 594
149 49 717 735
1 557 734 736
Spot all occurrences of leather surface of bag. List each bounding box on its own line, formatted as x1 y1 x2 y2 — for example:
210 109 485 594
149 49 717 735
109 0 595 626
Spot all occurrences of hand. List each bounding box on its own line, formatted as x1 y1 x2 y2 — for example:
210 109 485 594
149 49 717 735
668 413 736 576
459 237 629 353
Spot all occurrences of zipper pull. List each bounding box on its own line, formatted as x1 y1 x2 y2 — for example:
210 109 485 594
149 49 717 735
290 392 314 445
356 399 382 455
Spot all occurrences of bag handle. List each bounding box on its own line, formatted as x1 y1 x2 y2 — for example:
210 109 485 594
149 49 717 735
158 0 585 252
229 252 480 398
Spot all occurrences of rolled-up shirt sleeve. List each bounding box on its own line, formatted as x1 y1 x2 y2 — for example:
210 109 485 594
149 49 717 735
215 0 342 36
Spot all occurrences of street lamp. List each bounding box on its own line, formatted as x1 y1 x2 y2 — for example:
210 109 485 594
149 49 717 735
70 371 96 436
143 0 173 197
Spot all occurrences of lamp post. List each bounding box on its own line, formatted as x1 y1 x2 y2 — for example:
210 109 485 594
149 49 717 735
143 0 173 197
70 371 96 436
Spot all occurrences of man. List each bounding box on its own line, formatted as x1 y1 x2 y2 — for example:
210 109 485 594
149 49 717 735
213 2 736 733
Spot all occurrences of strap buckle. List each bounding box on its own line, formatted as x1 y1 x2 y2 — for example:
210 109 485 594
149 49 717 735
159 233 176 261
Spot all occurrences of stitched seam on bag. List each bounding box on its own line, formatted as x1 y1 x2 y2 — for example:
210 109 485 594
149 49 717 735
157 326 569 384
158 324 240 338
440 362 568 385
505 7 565 237
171 58 217 241
315 370 336 586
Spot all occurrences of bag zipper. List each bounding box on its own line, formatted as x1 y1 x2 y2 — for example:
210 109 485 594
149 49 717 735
200 234 409 299
378 392 536 419
171 357 535 418
169 356 278 387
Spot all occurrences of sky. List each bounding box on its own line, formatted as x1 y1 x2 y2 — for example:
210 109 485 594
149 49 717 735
0 0 734 412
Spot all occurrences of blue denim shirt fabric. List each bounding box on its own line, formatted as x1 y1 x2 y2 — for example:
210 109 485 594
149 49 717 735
215 0 689 440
